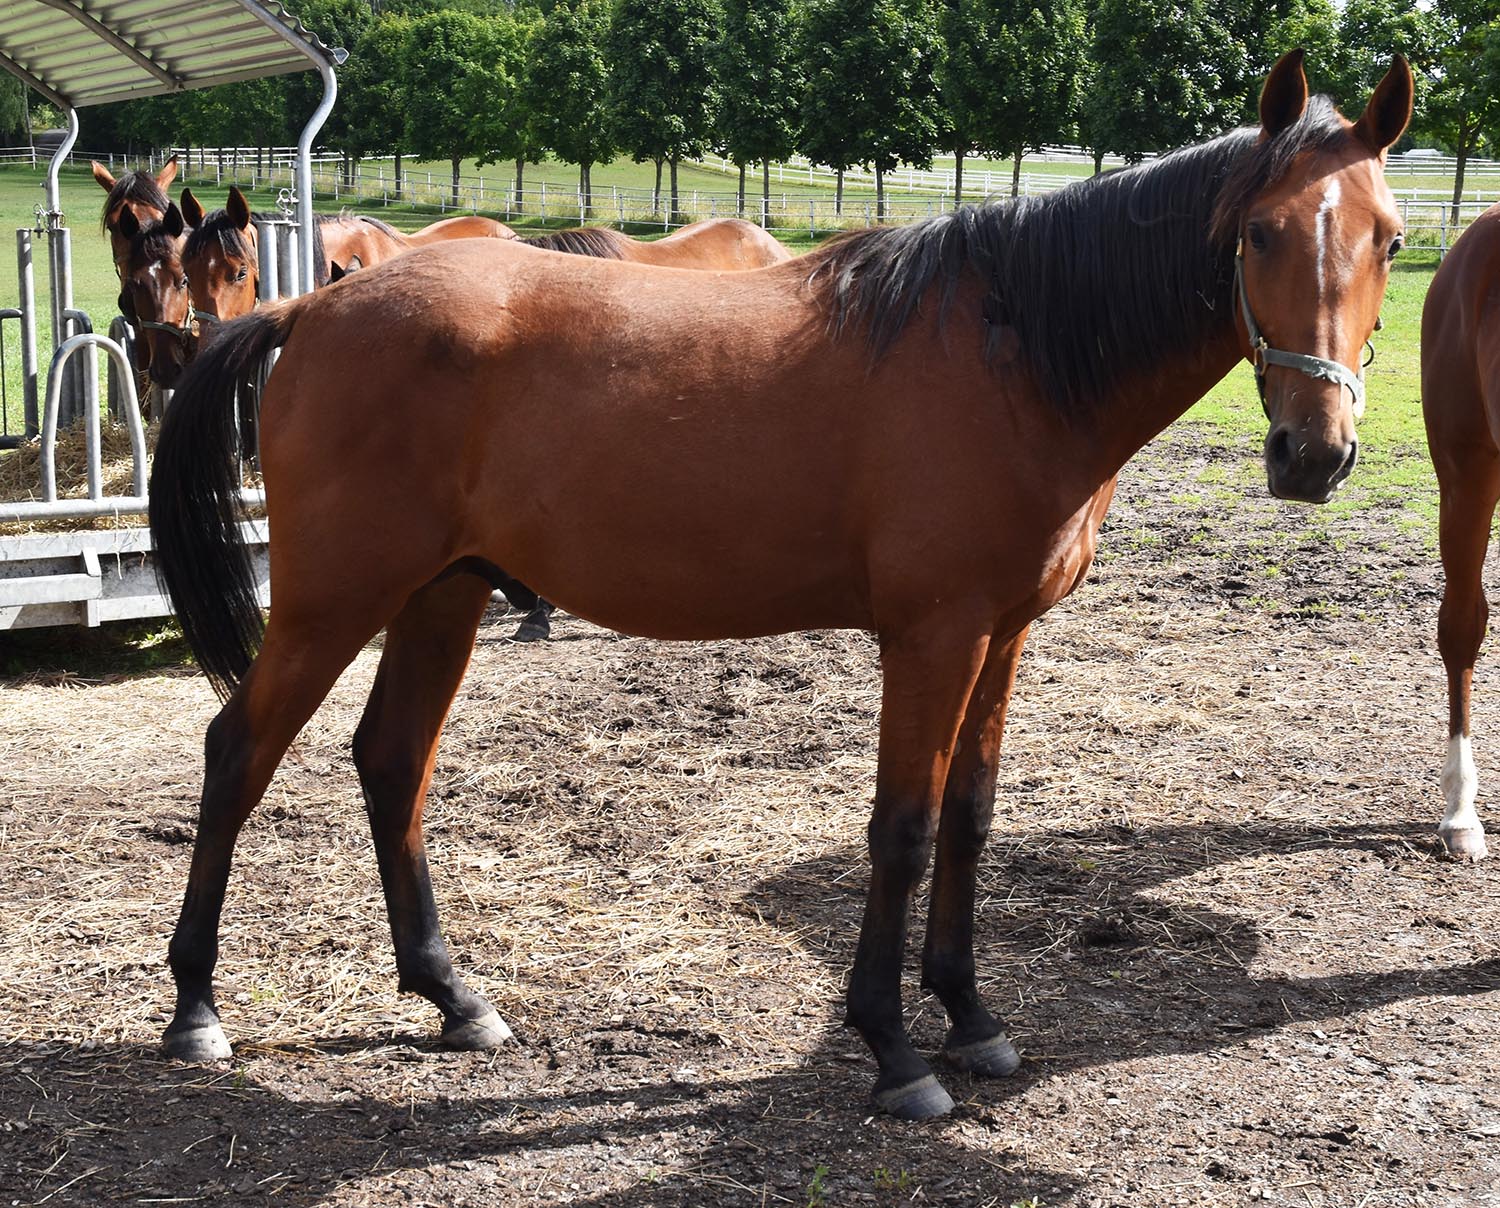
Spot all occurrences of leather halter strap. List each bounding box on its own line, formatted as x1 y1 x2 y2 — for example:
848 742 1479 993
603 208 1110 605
1234 239 1368 421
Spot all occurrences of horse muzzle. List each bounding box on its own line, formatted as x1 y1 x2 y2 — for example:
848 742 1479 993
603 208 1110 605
1264 423 1358 503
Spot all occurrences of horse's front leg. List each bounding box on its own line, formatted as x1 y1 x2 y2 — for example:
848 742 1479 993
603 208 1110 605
921 626 1029 1076
846 615 992 1120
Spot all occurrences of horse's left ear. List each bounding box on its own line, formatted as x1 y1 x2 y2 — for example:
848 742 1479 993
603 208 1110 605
227 186 251 230
163 202 184 237
157 155 179 188
1353 54 1414 153
1260 49 1309 138
91 160 117 192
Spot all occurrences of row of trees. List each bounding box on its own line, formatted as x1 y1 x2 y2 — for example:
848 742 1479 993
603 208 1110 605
38 0 1500 218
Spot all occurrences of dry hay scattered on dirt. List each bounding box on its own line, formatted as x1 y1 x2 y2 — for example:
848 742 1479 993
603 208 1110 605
0 422 1497 1207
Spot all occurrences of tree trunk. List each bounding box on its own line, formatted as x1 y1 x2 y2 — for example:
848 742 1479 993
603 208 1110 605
836 168 844 216
953 147 964 207
580 162 592 218
670 157 680 223
653 157 663 214
1451 118 1470 227
451 155 461 209
1093 148 1104 175
514 156 524 214
737 161 746 218
395 152 404 203
875 163 885 220
762 161 771 226
1011 145 1023 198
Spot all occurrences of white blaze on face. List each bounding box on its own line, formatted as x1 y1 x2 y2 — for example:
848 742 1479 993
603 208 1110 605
1440 733 1481 833
1315 178 1341 300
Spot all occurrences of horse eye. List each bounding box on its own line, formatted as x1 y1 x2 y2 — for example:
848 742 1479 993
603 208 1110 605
1387 234 1404 260
1247 224 1267 252
234 266 248 283
179 275 189 290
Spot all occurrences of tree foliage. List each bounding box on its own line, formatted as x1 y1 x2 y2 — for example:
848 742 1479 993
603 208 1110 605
714 0 802 191
522 0 614 207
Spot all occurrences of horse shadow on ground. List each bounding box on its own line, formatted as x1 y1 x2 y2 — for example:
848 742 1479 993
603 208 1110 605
2 818 1495 1207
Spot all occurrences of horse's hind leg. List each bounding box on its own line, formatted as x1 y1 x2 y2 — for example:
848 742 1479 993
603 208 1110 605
847 614 991 1121
1436 458 1500 861
165 616 384 1060
921 626 1029 1078
352 572 510 1048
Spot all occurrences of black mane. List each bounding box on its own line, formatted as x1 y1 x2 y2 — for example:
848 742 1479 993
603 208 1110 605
122 217 184 268
522 226 628 259
184 208 332 288
101 170 170 232
808 96 1351 414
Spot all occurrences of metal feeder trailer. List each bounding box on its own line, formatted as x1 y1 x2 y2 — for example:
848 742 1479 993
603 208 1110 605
0 0 344 629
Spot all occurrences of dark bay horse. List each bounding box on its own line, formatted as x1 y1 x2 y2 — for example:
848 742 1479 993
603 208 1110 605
148 52 1412 1119
1422 202 1500 862
111 203 192 392
93 155 178 354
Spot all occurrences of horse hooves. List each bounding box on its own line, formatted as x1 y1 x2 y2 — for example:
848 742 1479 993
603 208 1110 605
943 1033 1021 1079
441 1009 513 1051
873 1074 955 1121
1440 827 1489 862
512 622 551 643
162 1021 232 1062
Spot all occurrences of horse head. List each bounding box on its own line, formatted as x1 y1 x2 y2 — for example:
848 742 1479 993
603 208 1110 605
114 201 192 388
1220 51 1413 503
181 185 261 343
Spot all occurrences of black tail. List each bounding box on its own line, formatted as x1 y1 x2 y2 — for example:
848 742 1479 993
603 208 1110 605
150 304 297 700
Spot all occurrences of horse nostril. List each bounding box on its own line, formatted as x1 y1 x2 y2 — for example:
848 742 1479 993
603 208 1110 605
1266 426 1293 473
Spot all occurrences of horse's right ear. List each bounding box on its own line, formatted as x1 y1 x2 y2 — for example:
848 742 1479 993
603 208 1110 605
227 186 251 230
163 202 184 238
181 187 205 228
1259 49 1309 139
117 207 139 240
157 155 180 189
92 160 117 191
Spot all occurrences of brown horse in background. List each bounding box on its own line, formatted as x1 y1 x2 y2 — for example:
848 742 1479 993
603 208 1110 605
111 202 194 392
523 217 791 270
149 53 1411 1120
92 155 179 355
406 214 516 244
1422 203 1500 862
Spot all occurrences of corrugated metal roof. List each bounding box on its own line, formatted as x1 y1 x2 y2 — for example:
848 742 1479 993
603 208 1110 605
0 0 336 110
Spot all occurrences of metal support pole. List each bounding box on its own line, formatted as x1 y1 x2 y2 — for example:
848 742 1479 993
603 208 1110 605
45 109 87 426
256 219 281 301
40 333 143 503
16 230 38 437
295 58 340 296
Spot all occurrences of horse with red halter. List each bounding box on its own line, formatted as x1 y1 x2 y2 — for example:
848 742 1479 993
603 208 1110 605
93 156 179 344
149 52 1411 1120
1421 203 1500 862
111 203 193 394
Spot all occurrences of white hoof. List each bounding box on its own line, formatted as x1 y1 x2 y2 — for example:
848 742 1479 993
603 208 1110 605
441 1009 513 1051
162 1022 232 1062
1440 826 1489 862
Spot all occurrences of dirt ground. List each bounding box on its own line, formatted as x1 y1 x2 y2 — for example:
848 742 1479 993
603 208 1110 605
1 421 1497 1208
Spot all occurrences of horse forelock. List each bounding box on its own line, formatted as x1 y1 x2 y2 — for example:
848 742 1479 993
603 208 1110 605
808 99 1355 416
102 170 170 233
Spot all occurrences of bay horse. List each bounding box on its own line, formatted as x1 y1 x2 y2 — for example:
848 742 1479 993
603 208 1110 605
148 52 1411 1120
110 203 192 393
93 155 178 363
1422 202 1500 862
523 218 791 271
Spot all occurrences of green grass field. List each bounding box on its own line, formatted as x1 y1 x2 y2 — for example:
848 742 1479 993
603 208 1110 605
0 163 1442 545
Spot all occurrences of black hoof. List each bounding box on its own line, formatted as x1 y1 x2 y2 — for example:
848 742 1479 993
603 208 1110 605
873 1074 955 1121
162 1021 232 1062
512 621 551 643
943 1033 1021 1078
440 1009 513 1051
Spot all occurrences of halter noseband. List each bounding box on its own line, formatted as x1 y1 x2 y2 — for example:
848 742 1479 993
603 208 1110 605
1234 238 1371 422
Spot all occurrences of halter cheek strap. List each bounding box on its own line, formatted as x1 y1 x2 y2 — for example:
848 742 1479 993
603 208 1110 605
1234 239 1369 421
